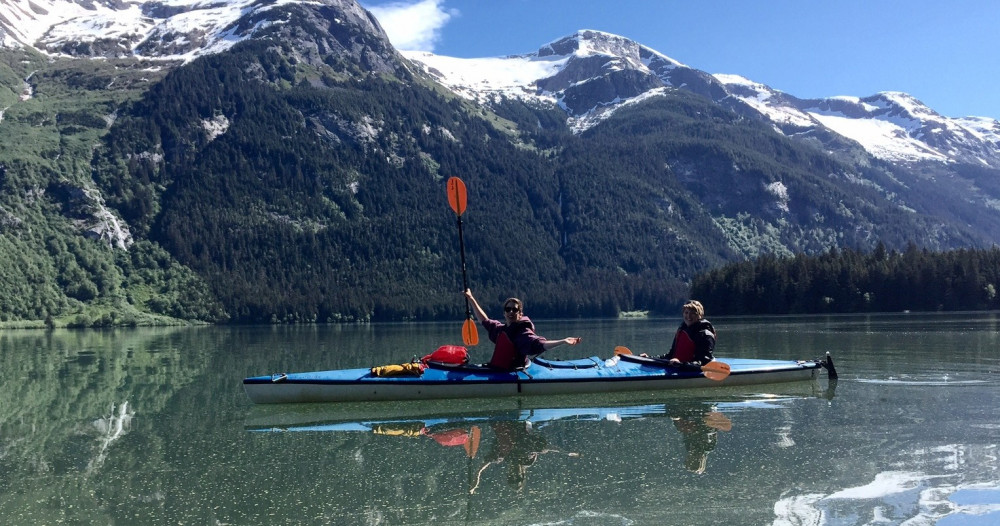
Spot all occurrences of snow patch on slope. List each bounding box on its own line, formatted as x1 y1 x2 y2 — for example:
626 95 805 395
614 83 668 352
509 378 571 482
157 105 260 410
402 50 567 104
714 74 815 128
715 74 1000 164
808 105 949 162
567 87 670 133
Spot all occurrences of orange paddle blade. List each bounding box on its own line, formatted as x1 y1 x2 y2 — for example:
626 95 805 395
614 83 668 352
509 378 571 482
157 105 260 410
464 425 481 458
704 411 733 432
462 318 479 346
613 346 633 355
447 177 467 216
701 361 731 381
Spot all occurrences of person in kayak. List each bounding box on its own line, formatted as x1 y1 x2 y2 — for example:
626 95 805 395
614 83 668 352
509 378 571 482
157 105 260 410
464 289 582 369
644 300 716 368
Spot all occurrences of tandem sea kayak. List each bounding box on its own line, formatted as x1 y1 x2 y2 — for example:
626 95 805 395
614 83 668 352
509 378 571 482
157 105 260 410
243 351 838 404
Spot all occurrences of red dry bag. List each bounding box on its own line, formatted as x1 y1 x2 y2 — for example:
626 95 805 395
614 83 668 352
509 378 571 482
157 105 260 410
421 345 469 365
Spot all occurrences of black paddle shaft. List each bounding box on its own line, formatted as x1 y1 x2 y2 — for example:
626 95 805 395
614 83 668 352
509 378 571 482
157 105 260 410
456 214 472 318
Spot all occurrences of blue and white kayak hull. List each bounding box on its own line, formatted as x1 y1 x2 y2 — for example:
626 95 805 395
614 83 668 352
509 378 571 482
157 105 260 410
243 355 828 404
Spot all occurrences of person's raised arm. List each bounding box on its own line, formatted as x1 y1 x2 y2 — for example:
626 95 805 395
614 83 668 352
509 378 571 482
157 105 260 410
464 289 488 322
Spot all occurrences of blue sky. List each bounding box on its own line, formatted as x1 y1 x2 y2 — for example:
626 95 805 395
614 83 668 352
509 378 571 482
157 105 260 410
362 0 1000 120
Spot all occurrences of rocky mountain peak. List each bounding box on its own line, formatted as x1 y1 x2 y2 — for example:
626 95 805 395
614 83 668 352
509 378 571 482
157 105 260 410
540 30 642 63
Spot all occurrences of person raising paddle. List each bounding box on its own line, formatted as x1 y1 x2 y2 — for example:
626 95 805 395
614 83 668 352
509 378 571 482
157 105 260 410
464 289 582 370
643 300 716 369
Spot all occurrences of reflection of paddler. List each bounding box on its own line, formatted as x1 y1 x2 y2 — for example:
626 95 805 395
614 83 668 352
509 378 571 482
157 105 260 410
668 405 732 474
470 421 555 494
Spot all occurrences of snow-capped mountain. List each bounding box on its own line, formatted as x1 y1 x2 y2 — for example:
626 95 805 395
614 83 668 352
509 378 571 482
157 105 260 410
0 0 386 62
715 75 1000 166
1 0 251 60
6 0 996 168
404 30 1000 169
404 30 727 132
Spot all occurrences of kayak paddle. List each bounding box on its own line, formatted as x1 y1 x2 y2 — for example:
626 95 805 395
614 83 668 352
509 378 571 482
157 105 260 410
447 177 478 346
613 346 730 381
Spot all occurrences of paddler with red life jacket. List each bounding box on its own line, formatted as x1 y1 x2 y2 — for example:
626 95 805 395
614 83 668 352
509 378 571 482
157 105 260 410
645 300 716 368
464 289 582 370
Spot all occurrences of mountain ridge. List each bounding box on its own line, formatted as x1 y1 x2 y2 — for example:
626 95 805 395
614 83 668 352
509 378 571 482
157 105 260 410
403 30 1000 169
5 2 995 167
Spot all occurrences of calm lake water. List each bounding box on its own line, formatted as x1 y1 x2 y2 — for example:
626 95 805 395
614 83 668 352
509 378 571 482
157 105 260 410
2 312 998 525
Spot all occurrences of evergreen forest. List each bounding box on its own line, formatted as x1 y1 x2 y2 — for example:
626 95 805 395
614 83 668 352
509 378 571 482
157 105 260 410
691 244 1000 315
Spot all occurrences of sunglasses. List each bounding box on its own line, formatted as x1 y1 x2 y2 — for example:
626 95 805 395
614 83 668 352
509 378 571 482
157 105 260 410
504 306 520 313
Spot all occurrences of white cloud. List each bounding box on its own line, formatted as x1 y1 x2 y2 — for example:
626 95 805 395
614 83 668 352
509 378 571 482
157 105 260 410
364 0 454 52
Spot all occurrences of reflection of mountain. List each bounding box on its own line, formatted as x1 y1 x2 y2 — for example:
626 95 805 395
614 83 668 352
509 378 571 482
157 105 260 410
0 327 211 521
85 401 134 476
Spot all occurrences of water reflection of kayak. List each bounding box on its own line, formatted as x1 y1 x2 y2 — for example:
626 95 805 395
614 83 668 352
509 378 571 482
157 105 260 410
243 381 832 433
243 352 836 404
248 404 678 433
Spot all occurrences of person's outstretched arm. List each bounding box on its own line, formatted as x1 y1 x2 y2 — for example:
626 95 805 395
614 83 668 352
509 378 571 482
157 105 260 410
542 337 582 350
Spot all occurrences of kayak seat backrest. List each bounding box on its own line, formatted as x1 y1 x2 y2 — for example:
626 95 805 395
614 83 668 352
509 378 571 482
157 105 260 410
532 356 602 369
